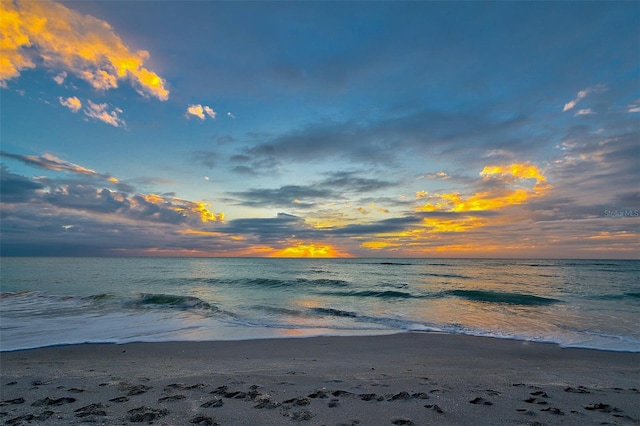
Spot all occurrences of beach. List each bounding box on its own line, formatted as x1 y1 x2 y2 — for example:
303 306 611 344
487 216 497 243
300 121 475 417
1 333 638 425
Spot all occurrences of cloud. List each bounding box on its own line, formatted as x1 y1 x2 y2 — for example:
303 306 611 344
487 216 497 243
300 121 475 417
58 96 81 112
0 155 224 233
0 151 132 195
0 166 45 202
84 100 125 127
574 108 595 116
418 163 550 213
270 242 350 258
230 110 533 175
0 0 169 99
190 151 217 169
221 213 316 244
628 101 640 113
562 90 588 112
2 151 99 176
227 171 397 209
419 171 450 180
53 71 66 85
186 104 217 120
228 185 335 209
319 171 396 193
562 85 606 112
58 96 125 127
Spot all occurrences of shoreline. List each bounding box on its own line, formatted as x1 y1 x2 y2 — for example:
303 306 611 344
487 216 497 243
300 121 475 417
3 329 639 354
2 332 639 425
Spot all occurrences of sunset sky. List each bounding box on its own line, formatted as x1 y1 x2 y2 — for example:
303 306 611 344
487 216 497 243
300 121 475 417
1 0 638 258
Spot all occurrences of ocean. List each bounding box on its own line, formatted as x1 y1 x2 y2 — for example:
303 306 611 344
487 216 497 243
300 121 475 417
1 258 638 352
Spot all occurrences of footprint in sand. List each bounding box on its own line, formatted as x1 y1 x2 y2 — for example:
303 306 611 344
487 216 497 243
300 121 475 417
425 404 444 413
584 403 622 413
31 396 76 406
469 397 493 406
0 397 25 406
541 406 565 415
283 397 311 406
158 394 186 402
74 403 107 418
190 415 219 425
307 389 329 398
126 406 169 422
124 384 152 396
388 391 412 401
200 398 224 408
290 410 313 421
5 411 54 425
391 417 414 425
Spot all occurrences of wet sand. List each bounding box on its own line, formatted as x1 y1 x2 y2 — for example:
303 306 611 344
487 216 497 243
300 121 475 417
1 332 639 425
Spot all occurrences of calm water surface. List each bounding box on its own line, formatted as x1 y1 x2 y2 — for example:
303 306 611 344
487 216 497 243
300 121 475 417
1 258 638 351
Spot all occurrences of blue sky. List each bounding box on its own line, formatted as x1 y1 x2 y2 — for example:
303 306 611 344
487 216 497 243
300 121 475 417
1 0 638 257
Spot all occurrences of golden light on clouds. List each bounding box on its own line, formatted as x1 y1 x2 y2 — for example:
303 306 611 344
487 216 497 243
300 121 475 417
359 163 553 255
184 201 225 223
361 241 401 250
423 216 487 233
58 96 81 112
142 194 224 223
419 163 550 213
0 0 169 99
270 242 350 258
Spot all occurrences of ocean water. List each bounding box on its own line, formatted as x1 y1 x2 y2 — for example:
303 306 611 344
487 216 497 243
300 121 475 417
0 258 638 352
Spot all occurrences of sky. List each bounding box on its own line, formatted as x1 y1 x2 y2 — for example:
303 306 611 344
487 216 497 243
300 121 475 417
0 0 638 258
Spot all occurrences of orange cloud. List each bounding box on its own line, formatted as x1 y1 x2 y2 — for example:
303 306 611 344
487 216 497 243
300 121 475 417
361 241 401 250
141 194 224 223
58 95 81 112
479 163 547 184
181 200 225 223
356 163 552 254
270 242 351 258
186 104 217 120
423 216 487 232
0 0 169 99
419 163 550 213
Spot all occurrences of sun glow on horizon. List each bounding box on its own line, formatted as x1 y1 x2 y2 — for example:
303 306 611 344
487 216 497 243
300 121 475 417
269 242 351 258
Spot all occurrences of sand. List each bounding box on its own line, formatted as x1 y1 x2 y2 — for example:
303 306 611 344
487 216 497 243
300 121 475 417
1 332 638 425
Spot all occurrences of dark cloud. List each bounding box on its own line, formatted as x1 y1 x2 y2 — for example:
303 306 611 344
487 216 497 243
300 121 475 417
328 215 422 236
228 110 537 177
319 171 396 193
191 151 217 169
226 171 398 209
221 212 317 244
227 185 335 209
230 165 258 176
0 166 45 202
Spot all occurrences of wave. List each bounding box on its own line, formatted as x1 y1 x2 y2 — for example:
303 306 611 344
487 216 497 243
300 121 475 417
377 262 413 266
423 273 470 279
594 292 640 301
236 277 350 289
130 293 214 310
0 290 35 299
446 290 561 306
311 307 358 318
250 305 308 317
82 293 115 301
319 290 419 299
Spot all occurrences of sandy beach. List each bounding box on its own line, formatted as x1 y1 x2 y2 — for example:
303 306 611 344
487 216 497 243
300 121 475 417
1 333 638 425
